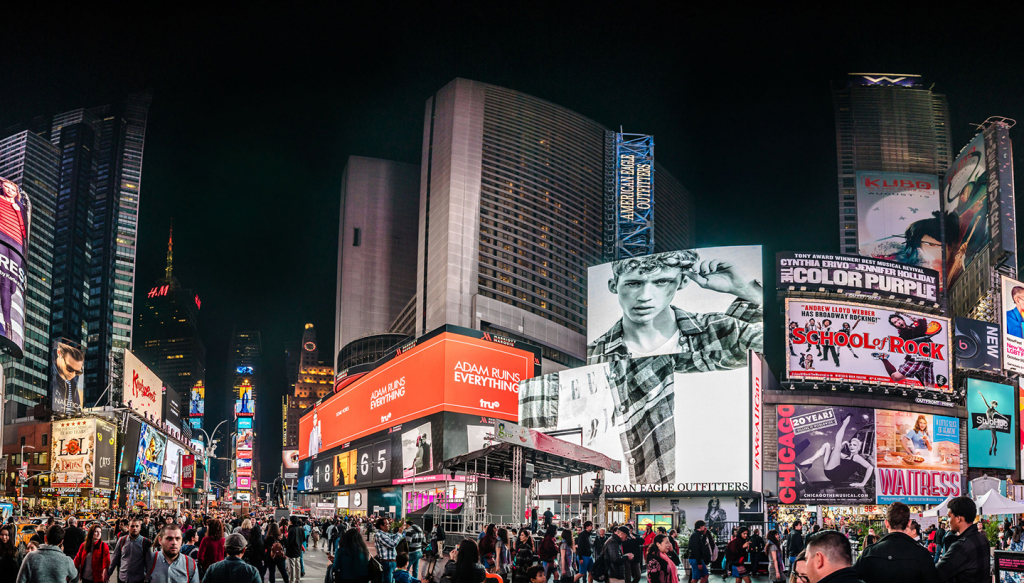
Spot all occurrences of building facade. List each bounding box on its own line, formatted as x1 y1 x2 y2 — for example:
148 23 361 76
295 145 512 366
228 330 261 494
832 74 952 254
334 157 420 370
285 324 333 448
0 130 60 410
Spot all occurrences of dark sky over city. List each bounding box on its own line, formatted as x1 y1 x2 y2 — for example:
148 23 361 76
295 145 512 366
2 7 1023 478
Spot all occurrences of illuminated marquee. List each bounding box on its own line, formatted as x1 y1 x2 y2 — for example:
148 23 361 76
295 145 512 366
613 133 655 259
148 285 169 298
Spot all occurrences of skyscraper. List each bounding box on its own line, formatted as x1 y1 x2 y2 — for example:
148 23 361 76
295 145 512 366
0 131 59 409
285 324 333 447
334 157 419 370
134 227 206 400
229 330 261 491
416 79 693 368
832 74 952 254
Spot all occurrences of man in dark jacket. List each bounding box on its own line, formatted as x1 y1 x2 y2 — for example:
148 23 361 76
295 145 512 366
788 522 805 567
576 521 595 580
203 533 260 583
286 517 304 583
933 522 946 564
622 525 643 583
936 496 990 583
599 527 635 583
804 530 865 583
62 516 86 560
688 520 711 583
855 502 939 583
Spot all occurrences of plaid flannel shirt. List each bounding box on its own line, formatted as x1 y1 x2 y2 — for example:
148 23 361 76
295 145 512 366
897 356 935 386
586 300 763 365
374 530 404 561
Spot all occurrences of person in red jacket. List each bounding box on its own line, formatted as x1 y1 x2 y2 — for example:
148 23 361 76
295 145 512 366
74 523 111 583
197 519 226 577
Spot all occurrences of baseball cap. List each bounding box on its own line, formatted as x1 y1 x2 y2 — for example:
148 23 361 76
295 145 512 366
226 533 247 552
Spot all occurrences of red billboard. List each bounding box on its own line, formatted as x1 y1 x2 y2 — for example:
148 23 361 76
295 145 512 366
299 332 535 459
181 455 195 489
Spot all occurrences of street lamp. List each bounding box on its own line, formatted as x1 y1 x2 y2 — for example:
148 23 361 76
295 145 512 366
19 445 35 518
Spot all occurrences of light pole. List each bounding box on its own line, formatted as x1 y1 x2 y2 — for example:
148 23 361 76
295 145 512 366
194 419 228 516
19 445 35 517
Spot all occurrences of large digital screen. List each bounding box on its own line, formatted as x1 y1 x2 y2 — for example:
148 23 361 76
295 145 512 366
854 172 942 276
236 428 254 451
875 409 960 504
1001 276 1024 374
235 399 254 417
776 252 938 304
162 442 186 484
50 341 84 415
785 299 951 391
586 246 763 365
967 379 1016 471
944 133 989 289
954 318 1002 372
123 349 163 421
299 332 535 459
189 381 205 417
0 177 31 358
135 424 167 482
283 449 299 480
51 419 96 488
521 359 752 493
94 420 116 491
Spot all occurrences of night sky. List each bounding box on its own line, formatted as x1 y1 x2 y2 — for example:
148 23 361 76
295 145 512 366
2 7 1023 480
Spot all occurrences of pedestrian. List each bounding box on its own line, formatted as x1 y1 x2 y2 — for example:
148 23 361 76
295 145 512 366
331 528 369 583
181 530 199 560
63 517 86 562
537 525 558 578
575 521 595 581
286 518 304 583
543 508 554 530
310 524 320 550
140 516 154 541
403 518 424 580
854 502 938 583
110 517 154 583
645 534 678 583
687 520 711 583
264 522 289 583
766 530 784 583
556 528 577 583
598 526 634 583
373 517 405 583
14 525 78 583
642 524 655 559
863 529 877 548
622 526 643 583
202 533 260 583
802 531 863 583
788 551 806 583
146 524 199 583
244 526 266 582
74 523 111 583
786 522 804 570
441 539 487 583
936 496 990 583
933 521 946 565
300 519 310 577
197 518 225 578
0 525 26 583
726 527 752 583
530 507 539 534
515 529 534 555
479 525 498 571
495 528 511 576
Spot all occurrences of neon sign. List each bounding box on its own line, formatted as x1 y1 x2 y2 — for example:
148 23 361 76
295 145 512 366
147 285 169 298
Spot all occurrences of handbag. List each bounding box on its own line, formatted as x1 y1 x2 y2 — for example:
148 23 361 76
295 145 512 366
368 555 383 583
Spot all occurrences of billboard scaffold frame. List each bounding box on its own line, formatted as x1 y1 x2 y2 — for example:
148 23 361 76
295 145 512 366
614 133 655 259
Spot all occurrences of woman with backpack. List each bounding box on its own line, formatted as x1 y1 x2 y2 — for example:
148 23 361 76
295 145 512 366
198 518 226 577
73 523 110 583
265 522 290 583
556 528 578 583
537 526 559 579
333 528 371 583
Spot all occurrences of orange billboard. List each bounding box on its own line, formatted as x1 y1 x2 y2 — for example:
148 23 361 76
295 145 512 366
299 332 534 459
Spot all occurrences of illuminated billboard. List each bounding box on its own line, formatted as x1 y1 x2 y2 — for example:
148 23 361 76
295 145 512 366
953 318 1001 372
521 358 753 493
785 299 951 391
0 177 31 359
283 449 299 480
51 419 96 488
611 133 655 259
854 172 941 275
123 349 163 421
967 379 1016 471
189 381 205 417
236 428 254 451
944 132 989 289
875 409 961 504
162 442 186 484
776 252 938 304
51 340 85 415
235 400 254 417
586 245 763 365
236 475 251 489
1001 276 1024 374
299 331 536 459
135 424 167 482
94 420 116 490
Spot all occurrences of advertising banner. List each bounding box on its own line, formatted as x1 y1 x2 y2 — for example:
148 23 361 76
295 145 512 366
785 299 951 391
954 318 1002 372
777 252 938 303
235 399 254 417
984 123 1016 267
94 420 116 491
520 358 752 493
299 331 535 459
1001 276 1024 374
854 172 942 275
123 350 163 421
944 133 989 289
967 379 1016 470
51 341 84 415
401 421 433 478
119 420 142 473
189 381 205 417
750 352 763 494
135 424 167 482
236 475 251 489
875 409 961 504
237 379 254 405
51 419 95 488
164 387 182 433
162 441 185 484
237 417 253 430
181 455 195 489
0 177 31 359
586 246 763 365
776 405 875 504
236 428 254 451
282 449 299 480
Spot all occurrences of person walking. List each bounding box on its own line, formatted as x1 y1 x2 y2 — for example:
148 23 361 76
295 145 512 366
531 507 539 534
0 525 26 583
726 527 752 583
537 526 559 578
14 525 79 583
622 526 643 583
146 524 199 583
598 527 634 583
403 519 425 580
110 518 154 583
854 502 938 583
62 517 86 563
766 530 784 583
286 518 305 583
786 522 804 570
74 523 110 583
687 520 712 583
932 522 946 564
936 496 990 583
197 519 226 579
244 527 266 582
331 529 370 583
575 521 595 582
264 522 289 583
645 534 679 583
556 528 577 583
203 533 260 583
373 518 405 583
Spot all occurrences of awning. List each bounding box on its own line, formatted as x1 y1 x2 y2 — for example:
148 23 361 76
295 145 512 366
976 490 1024 516
441 440 619 482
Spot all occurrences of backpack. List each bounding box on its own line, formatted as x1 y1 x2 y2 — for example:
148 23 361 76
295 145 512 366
591 543 609 582
271 541 286 560
146 551 195 583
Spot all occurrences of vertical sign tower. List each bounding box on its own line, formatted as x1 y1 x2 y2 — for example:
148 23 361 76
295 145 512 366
613 133 655 259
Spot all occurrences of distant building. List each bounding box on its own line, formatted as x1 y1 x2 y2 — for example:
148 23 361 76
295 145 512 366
229 330 261 492
285 324 333 448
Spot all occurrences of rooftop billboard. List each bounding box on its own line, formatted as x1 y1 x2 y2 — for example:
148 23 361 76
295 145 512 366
854 172 941 278
0 177 31 359
1001 276 1024 375
777 252 938 304
123 350 163 422
966 378 1016 471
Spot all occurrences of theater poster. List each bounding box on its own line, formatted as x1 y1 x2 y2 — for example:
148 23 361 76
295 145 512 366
875 409 961 504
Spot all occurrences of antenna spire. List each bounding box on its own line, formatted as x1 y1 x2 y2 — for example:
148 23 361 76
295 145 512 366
165 219 173 280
